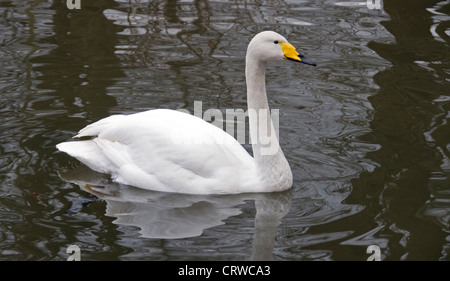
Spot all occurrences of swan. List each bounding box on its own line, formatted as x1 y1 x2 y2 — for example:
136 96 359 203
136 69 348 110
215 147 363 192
56 31 316 195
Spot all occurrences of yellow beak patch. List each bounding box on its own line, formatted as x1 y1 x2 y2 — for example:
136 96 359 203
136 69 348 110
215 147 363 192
279 42 301 62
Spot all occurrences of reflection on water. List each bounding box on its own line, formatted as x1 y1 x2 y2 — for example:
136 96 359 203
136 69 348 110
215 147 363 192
0 0 448 260
60 166 252 240
348 0 450 260
59 165 292 260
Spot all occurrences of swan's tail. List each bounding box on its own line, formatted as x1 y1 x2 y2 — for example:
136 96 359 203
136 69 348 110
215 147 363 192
56 140 113 174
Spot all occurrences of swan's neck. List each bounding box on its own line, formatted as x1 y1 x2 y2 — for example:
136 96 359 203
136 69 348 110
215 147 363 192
245 56 293 191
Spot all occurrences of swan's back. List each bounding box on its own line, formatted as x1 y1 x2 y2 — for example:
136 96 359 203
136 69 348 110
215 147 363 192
57 109 260 194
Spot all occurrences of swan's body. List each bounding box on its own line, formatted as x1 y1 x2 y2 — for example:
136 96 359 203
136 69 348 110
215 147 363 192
57 31 316 194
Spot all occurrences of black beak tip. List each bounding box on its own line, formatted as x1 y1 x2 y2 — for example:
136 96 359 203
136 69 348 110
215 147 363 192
302 60 317 67
299 55 316 66
287 55 316 66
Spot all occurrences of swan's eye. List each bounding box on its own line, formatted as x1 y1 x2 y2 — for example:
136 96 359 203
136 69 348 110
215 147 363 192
274 40 279 44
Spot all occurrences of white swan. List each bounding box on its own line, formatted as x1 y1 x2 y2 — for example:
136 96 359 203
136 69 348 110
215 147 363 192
56 31 316 194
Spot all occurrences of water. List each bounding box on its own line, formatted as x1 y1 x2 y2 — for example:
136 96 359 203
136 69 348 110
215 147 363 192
0 0 448 261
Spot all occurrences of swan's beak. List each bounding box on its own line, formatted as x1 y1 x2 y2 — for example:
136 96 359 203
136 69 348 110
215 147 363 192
280 42 316 66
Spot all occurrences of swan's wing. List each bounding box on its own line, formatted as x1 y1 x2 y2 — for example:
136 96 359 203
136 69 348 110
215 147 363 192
58 109 258 194
75 114 125 138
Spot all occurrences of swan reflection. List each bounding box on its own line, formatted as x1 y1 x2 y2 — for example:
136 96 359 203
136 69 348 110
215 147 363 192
59 165 292 260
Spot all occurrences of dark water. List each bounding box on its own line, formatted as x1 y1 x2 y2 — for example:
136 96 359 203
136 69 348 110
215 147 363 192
0 0 449 261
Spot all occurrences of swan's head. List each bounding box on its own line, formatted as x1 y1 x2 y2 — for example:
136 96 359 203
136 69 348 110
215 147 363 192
247 31 316 66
